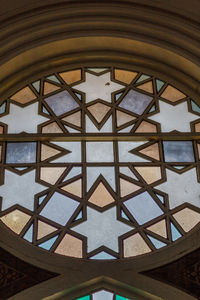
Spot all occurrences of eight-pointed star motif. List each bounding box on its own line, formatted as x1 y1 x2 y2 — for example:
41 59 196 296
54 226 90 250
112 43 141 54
0 102 48 133
0 170 45 211
156 168 200 209
72 207 133 252
74 72 124 103
148 100 198 132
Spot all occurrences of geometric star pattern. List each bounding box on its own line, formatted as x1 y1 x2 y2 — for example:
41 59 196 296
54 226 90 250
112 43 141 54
72 207 133 252
148 101 198 132
74 72 124 103
0 103 48 133
156 168 200 209
0 170 45 211
0 67 199 260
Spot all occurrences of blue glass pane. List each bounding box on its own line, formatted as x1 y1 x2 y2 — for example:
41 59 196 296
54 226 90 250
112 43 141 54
136 74 151 83
42 106 50 115
172 166 185 170
46 75 61 84
121 210 130 221
156 193 165 204
75 210 83 221
163 141 194 162
32 80 40 93
14 167 28 171
147 235 166 249
191 100 200 113
6 142 37 163
39 235 58 250
38 195 47 205
40 192 79 225
171 223 182 241
0 102 6 114
90 251 116 260
115 92 123 101
74 92 82 100
149 105 156 113
124 192 163 224
24 224 33 242
156 79 165 92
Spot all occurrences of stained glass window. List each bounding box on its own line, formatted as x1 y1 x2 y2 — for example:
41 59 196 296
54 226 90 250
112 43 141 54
76 289 130 300
0 67 199 259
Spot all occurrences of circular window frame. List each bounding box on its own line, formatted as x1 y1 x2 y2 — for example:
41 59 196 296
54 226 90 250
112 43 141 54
0 37 199 300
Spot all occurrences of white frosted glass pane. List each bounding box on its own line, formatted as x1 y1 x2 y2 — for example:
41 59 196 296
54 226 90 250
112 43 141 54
149 101 197 132
157 168 200 209
86 142 114 162
0 103 48 133
93 290 113 300
86 115 112 132
1 170 44 211
74 72 123 103
118 142 148 162
73 207 132 252
87 167 116 191
51 142 81 162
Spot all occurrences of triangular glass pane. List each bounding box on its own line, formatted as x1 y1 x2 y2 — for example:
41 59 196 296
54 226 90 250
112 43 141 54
24 224 33 242
147 235 166 249
90 251 116 260
65 125 80 133
32 80 40 93
118 125 133 133
149 105 156 113
63 167 82 181
75 210 83 221
191 100 200 113
115 92 123 101
14 167 28 171
42 106 50 115
74 92 82 100
0 102 6 114
172 166 186 170
136 74 151 83
46 75 61 84
119 167 138 180
121 209 130 221
171 223 182 241
156 79 165 92
39 235 58 250
38 194 47 205
155 193 165 204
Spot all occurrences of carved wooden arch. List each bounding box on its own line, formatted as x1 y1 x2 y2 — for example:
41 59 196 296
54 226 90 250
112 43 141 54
0 1 200 299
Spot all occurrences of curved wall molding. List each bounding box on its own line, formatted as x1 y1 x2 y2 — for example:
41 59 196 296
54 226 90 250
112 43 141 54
0 37 200 104
0 1 200 66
